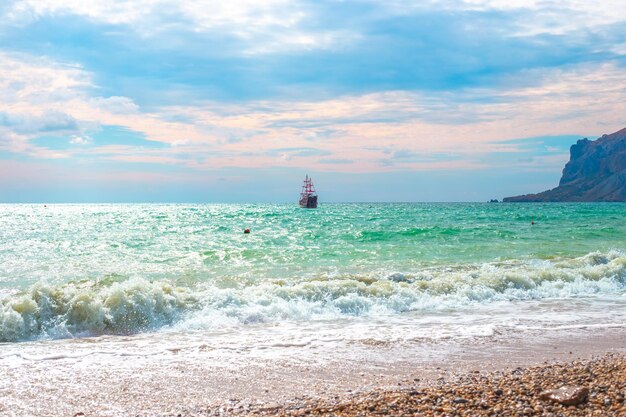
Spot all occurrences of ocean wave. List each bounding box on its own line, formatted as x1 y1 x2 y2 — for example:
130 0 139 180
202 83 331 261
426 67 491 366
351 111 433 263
1 250 625 343
0 279 197 343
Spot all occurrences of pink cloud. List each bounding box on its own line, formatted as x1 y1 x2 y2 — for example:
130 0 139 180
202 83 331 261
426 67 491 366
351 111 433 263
2 51 626 175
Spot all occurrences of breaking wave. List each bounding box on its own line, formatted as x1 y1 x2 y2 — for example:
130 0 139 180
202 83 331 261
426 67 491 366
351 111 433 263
1 250 625 343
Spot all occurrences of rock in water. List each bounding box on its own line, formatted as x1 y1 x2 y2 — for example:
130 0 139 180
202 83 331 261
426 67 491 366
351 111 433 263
504 127 626 201
539 385 589 406
387 273 412 283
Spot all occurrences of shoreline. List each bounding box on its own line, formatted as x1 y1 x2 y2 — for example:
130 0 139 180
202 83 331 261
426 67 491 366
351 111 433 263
230 353 626 416
1 327 624 416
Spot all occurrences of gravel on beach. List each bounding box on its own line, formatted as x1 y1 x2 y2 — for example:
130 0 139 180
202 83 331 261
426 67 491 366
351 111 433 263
201 353 625 416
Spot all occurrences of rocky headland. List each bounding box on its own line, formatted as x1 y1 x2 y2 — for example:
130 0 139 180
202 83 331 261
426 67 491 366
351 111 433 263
504 127 626 202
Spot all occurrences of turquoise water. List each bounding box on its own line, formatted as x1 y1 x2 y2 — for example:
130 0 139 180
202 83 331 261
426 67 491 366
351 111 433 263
1 203 626 343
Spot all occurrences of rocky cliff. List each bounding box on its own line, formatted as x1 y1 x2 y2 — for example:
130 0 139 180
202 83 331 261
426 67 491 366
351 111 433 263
504 127 626 202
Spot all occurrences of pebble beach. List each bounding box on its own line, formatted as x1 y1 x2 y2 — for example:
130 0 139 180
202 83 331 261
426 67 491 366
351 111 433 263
206 354 625 417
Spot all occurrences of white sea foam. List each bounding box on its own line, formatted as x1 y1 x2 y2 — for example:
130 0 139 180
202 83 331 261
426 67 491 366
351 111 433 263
1 250 625 343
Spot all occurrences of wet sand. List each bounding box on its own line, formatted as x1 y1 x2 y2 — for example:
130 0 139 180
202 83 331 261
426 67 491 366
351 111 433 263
1 327 625 416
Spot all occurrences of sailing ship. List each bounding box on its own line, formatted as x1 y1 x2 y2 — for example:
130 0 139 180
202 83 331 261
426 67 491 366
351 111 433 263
299 175 318 208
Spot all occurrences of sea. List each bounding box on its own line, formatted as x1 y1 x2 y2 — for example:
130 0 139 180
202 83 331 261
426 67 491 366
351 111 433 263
1 203 625 364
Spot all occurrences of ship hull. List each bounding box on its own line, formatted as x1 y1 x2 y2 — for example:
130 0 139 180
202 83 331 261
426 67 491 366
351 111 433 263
299 195 318 208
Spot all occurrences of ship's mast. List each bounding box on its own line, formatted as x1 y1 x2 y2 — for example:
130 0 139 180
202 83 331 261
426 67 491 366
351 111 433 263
301 175 316 196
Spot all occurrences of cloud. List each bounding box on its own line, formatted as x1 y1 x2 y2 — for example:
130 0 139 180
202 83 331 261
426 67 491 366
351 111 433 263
90 96 139 114
6 0 155 26
392 149 418 159
383 0 626 36
4 0 346 55
9 0 626 43
269 147 332 158
5 52 626 172
0 52 91 104
1 0 625 201
0 2 625 179
319 158 352 165
0 110 80 134
2 0 624 105
69 135 92 145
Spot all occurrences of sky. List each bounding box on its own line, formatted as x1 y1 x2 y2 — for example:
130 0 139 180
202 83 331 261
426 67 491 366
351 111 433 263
1 0 625 202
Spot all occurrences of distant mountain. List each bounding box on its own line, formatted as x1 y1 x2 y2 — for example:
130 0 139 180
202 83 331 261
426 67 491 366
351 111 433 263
504 127 626 202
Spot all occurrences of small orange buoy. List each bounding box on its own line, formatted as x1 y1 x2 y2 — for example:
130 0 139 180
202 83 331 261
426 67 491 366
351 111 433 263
244 228 250 234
